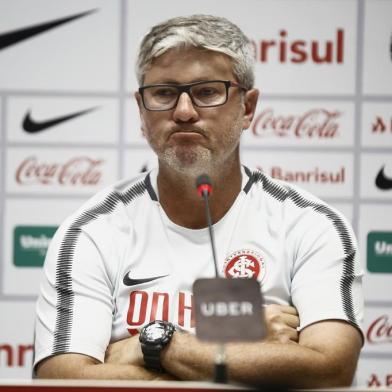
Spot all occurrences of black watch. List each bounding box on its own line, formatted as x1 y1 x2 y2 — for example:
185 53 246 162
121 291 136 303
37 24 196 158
139 320 175 372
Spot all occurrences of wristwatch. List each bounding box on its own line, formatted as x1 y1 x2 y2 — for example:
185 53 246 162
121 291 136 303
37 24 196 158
139 320 175 372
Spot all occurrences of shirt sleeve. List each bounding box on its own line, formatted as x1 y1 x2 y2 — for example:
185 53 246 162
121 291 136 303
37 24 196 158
289 203 364 339
34 217 114 369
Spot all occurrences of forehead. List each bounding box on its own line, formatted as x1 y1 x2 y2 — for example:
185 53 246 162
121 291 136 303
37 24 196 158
143 47 236 85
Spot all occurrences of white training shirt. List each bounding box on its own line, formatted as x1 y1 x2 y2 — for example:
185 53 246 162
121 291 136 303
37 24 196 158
33 166 364 368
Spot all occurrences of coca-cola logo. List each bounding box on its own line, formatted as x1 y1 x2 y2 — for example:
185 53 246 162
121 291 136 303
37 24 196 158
15 156 103 186
251 108 341 138
366 315 392 344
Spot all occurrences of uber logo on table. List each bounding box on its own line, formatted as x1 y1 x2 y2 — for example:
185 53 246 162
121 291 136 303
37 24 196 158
367 231 392 273
13 226 57 267
193 278 266 342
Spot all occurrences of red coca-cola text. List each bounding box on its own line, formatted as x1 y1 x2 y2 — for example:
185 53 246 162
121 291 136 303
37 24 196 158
366 315 392 344
251 108 340 138
15 156 103 186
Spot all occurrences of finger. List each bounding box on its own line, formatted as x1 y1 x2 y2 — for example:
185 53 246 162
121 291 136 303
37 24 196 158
269 326 299 344
286 327 299 342
263 306 299 324
281 313 300 328
263 304 298 316
276 305 298 315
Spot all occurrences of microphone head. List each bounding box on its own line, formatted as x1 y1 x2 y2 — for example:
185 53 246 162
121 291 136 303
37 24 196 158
196 174 213 197
196 174 211 188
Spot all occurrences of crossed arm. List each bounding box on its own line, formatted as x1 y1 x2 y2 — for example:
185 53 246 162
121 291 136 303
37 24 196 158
160 319 362 387
36 305 362 387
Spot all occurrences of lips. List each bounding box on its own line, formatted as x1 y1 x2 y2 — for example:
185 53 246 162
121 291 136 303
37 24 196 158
172 130 203 136
169 131 206 145
169 127 206 138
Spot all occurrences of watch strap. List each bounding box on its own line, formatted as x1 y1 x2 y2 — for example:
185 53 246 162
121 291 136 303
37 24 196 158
140 321 175 372
141 343 165 372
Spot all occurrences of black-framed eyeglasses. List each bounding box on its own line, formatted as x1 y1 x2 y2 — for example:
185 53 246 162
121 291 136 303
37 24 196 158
138 80 247 111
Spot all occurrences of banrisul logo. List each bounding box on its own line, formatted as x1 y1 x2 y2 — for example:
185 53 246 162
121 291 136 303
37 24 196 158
13 226 57 267
367 231 392 273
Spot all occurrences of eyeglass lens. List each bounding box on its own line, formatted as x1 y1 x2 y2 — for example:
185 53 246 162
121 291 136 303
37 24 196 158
143 81 228 110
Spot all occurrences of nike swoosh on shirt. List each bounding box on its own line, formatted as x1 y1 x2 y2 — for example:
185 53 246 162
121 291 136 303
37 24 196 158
123 272 169 287
0 9 97 51
375 165 392 190
22 107 98 133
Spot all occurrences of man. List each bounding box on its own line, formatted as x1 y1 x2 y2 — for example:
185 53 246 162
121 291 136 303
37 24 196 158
34 15 364 387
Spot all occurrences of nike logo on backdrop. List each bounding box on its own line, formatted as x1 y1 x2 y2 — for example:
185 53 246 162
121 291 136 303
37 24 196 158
375 165 392 190
123 272 169 287
0 9 97 51
22 107 98 133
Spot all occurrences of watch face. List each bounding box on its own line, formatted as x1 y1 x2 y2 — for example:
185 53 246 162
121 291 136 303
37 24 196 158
144 323 166 343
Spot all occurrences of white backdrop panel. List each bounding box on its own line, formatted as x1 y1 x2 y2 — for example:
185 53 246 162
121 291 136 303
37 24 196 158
242 100 355 147
359 204 392 302
360 153 392 200
0 301 35 378
0 0 119 91
7 97 119 145
0 0 391 383
362 0 392 95
361 102 392 148
241 150 353 199
126 0 357 95
362 306 392 355
355 357 392 388
6 147 118 196
2 198 87 296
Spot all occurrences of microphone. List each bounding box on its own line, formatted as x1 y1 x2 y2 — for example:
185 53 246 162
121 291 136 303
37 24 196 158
196 174 227 383
196 174 219 278
196 174 212 197
194 176 267 386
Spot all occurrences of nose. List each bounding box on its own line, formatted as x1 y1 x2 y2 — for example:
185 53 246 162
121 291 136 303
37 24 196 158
172 92 199 122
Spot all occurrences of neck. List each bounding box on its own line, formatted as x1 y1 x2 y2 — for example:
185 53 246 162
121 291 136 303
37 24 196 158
157 159 243 229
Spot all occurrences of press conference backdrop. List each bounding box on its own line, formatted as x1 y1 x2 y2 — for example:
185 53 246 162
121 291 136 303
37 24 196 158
0 0 391 386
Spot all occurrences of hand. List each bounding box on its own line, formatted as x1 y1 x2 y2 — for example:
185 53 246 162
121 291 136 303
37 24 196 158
105 334 143 366
151 372 179 381
264 304 299 344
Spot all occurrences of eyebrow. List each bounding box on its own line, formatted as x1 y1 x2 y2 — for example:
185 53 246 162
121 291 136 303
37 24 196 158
148 78 214 85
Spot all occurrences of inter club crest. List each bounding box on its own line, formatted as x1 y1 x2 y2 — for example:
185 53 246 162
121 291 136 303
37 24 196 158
223 249 265 281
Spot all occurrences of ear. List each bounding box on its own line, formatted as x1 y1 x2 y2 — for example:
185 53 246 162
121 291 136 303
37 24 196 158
135 91 147 137
135 90 143 113
242 88 259 130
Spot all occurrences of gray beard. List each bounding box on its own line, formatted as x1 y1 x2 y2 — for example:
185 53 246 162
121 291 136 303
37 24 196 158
159 115 243 178
161 145 215 177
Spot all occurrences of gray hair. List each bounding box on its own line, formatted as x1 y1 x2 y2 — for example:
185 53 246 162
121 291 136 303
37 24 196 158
135 14 255 89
